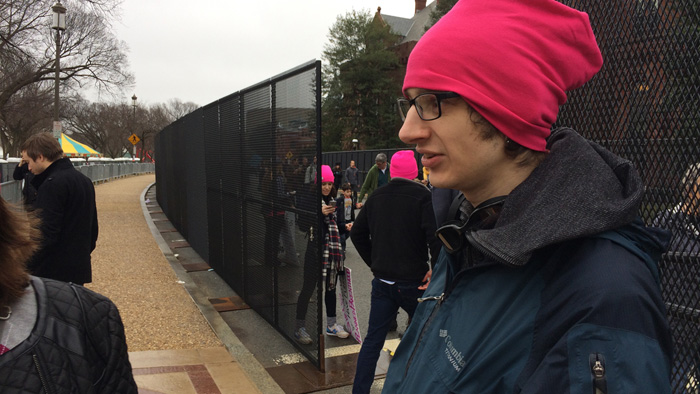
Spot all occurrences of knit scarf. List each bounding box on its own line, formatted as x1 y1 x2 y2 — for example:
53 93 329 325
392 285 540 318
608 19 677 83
322 210 344 291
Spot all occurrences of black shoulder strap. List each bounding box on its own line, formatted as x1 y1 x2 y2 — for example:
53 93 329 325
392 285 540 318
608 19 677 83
446 193 467 221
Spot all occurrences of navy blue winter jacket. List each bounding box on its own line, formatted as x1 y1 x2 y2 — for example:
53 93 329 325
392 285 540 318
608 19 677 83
383 128 673 393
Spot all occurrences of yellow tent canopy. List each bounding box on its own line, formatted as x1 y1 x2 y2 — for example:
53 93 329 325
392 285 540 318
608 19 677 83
59 133 102 158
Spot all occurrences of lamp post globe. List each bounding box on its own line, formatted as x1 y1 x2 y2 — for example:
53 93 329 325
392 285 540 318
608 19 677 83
51 2 67 30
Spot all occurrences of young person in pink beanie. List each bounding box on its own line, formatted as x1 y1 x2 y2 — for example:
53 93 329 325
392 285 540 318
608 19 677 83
382 0 672 393
350 150 441 393
294 165 351 344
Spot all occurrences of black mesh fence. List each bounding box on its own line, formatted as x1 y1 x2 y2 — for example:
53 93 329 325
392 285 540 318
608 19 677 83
155 60 324 367
557 1 699 391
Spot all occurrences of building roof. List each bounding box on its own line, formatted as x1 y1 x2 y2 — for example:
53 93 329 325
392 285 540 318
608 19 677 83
378 1 438 45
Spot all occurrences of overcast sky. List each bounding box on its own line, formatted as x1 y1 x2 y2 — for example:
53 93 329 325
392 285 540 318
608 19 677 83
107 0 418 107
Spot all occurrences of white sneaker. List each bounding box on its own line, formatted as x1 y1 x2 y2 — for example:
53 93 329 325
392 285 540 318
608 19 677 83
294 327 312 345
326 324 350 339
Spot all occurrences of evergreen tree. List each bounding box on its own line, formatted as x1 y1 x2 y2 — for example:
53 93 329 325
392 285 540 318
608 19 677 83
322 10 404 151
425 0 459 31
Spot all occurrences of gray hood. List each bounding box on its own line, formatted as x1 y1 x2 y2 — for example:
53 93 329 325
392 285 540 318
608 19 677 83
470 127 644 266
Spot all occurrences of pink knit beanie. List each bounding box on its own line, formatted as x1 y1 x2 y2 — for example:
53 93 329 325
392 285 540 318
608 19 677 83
321 165 334 183
390 150 418 180
403 0 603 151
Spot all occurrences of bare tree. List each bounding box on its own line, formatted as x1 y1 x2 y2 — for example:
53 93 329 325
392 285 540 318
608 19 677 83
164 99 200 121
134 103 176 161
66 99 176 160
65 98 131 158
0 84 53 156
0 0 133 153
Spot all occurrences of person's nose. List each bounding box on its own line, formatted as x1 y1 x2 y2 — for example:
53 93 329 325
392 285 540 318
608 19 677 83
399 110 430 145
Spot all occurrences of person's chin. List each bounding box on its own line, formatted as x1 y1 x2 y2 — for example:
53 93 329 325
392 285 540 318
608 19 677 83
427 172 448 189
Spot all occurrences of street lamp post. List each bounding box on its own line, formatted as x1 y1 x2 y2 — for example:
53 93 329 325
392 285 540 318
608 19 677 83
51 2 66 139
132 94 138 159
352 138 359 151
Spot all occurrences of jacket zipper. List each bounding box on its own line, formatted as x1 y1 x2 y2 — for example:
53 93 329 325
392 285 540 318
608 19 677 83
589 353 607 394
33 353 56 394
417 293 445 303
402 209 512 379
404 252 471 376
404 293 444 377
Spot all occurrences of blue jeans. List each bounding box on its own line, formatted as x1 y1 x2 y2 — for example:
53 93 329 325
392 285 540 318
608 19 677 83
352 278 424 394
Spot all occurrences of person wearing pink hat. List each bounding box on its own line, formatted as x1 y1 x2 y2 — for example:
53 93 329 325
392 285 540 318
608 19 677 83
350 150 441 393
382 0 672 393
294 165 350 344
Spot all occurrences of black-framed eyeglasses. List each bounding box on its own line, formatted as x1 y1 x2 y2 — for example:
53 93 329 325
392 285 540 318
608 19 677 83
397 92 461 121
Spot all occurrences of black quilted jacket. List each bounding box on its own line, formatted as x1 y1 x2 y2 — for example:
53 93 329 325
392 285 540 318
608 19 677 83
0 277 137 393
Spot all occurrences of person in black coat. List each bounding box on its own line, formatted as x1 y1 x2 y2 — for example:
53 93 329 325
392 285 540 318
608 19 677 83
21 133 98 285
332 163 343 192
350 150 441 393
12 159 37 206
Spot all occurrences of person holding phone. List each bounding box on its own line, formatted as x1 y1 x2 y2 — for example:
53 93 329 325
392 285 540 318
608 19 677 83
12 153 37 206
294 165 350 344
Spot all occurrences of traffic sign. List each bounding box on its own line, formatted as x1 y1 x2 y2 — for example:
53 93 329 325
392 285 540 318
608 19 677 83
128 134 141 145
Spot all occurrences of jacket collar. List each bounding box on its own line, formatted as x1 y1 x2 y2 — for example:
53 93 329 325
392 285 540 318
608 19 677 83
31 157 73 189
467 128 648 266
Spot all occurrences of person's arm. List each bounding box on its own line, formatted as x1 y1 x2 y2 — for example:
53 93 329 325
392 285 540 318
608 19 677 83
30 181 67 265
275 175 287 201
422 197 442 268
357 166 376 205
13 162 28 180
421 193 440 289
334 196 347 234
91 204 99 252
350 204 372 267
304 166 312 184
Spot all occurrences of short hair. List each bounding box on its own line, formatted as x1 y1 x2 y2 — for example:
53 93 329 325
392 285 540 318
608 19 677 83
375 153 387 163
341 182 352 191
466 104 547 168
21 132 63 162
681 163 700 192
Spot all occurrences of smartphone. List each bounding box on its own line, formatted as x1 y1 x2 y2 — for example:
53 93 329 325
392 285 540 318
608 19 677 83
328 200 337 207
